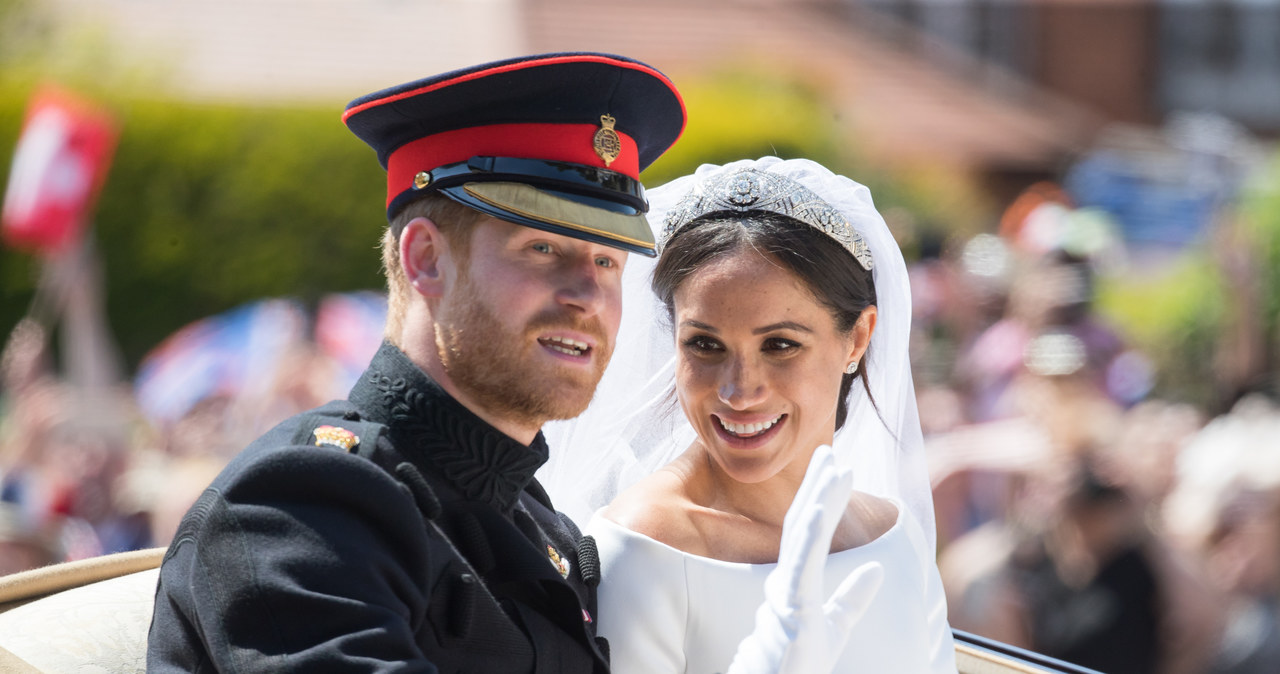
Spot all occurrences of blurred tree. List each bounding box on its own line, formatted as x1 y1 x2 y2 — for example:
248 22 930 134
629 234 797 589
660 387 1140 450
1096 256 1226 409
0 0 52 66
1094 149 1280 411
1240 151 1280 397
1 84 388 370
646 65 992 243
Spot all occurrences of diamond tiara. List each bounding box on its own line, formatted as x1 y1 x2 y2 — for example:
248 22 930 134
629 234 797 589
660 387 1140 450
659 168 874 271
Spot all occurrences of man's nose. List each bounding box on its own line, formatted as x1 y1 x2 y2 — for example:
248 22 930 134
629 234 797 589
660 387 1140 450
555 257 606 316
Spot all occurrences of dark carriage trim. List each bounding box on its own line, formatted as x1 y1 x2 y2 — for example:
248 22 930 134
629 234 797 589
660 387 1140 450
954 629 1104 674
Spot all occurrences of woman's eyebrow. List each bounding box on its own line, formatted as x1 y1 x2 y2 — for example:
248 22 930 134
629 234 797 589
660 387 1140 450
679 320 814 334
754 321 813 335
680 319 718 333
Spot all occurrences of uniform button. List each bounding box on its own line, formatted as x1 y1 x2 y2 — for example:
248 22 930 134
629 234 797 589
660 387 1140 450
343 410 361 421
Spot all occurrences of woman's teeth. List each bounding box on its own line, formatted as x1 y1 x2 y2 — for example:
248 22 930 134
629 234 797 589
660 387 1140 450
718 415 781 437
541 336 589 356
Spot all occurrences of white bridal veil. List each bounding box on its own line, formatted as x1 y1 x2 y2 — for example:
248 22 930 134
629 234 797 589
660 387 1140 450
539 157 936 551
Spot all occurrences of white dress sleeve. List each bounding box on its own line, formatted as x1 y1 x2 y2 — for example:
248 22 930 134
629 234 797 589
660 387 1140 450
588 513 690 674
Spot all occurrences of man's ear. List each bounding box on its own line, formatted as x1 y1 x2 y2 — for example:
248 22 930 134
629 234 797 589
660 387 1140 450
400 216 450 298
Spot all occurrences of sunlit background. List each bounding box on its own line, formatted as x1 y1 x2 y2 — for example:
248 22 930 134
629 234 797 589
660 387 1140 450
2 0 1279 670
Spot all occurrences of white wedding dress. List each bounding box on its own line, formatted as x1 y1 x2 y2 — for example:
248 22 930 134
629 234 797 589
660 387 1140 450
540 158 958 673
588 503 956 674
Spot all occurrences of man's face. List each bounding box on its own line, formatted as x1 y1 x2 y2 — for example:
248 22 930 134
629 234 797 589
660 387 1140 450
433 217 626 431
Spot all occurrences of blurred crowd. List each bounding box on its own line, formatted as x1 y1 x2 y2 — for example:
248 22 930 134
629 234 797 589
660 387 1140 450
0 314 351 576
2 187 1279 674
906 185 1280 673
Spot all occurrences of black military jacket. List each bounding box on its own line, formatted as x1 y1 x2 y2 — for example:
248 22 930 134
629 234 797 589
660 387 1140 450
148 342 609 673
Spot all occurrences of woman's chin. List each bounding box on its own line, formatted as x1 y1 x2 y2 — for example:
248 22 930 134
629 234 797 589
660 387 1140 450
704 451 787 485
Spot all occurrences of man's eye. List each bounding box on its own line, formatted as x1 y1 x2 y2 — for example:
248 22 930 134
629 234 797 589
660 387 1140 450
531 242 554 254
595 256 616 269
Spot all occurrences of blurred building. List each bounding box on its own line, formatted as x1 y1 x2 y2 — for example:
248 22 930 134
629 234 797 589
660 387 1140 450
42 0 1105 198
38 0 1280 203
853 0 1280 135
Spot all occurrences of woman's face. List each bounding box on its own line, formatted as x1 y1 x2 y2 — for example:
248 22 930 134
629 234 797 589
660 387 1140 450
673 246 870 485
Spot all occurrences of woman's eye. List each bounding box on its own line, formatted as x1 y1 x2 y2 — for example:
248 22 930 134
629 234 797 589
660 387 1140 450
682 336 722 353
763 338 800 353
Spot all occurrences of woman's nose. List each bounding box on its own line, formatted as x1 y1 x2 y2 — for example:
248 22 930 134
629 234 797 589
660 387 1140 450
718 358 766 409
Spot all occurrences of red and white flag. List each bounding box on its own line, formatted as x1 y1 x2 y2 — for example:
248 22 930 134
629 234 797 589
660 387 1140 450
2 85 118 255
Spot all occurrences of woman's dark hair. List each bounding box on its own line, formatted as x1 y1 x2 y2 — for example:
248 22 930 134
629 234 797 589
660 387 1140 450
652 212 877 430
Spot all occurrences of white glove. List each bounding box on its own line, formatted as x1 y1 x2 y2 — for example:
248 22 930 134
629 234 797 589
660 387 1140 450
725 445 885 674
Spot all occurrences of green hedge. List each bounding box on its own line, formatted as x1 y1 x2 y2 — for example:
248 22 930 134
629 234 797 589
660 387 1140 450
1 66 989 374
1 80 389 369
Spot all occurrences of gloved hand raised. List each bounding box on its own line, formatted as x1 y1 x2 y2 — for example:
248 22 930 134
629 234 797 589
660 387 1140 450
725 444 884 674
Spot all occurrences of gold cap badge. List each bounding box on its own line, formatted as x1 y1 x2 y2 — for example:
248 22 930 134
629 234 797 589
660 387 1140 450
313 425 360 451
592 114 621 167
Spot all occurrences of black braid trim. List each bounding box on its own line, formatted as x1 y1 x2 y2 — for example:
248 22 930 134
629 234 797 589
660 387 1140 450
577 534 601 588
366 365 548 512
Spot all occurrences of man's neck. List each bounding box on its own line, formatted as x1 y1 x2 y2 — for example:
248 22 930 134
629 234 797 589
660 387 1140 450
397 335 541 446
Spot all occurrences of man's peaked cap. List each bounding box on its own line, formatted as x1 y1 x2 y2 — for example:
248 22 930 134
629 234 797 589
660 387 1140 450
343 52 686 256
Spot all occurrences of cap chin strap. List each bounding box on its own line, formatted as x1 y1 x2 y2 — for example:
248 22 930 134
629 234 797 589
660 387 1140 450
389 156 648 219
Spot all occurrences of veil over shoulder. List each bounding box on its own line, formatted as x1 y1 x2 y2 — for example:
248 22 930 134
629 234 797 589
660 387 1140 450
539 157 937 552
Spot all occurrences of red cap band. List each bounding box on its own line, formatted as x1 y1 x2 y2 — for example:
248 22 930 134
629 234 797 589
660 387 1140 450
385 123 639 209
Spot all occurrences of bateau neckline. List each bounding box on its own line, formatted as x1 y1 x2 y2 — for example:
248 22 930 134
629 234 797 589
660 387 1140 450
590 497 904 568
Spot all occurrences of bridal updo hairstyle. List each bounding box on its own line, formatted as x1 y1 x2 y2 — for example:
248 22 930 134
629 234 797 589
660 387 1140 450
652 212 877 430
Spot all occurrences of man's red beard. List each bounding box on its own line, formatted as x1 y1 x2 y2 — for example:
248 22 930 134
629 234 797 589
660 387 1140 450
434 273 612 433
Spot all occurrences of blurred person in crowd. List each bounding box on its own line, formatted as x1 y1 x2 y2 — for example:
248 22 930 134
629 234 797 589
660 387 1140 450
1100 400 1225 674
0 318 51 401
148 53 687 672
158 395 239 459
1007 462 1162 674
1163 396 1280 673
0 375 153 567
957 249 1129 425
139 394 242 547
1201 488 1280 673
932 232 1142 552
244 342 342 436
909 232 985 438
942 454 1203 673
933 320 1127 555
0 502 60 576
939 327 1225 672
1100 400 1205 521
1 265 155 572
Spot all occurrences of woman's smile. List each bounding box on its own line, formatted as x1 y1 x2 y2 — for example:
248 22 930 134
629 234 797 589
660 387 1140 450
712 413 789 448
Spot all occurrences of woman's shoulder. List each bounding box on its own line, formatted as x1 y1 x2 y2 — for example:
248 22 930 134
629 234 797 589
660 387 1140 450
833 491 901 552
599 463 705 554
850 491 899 532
